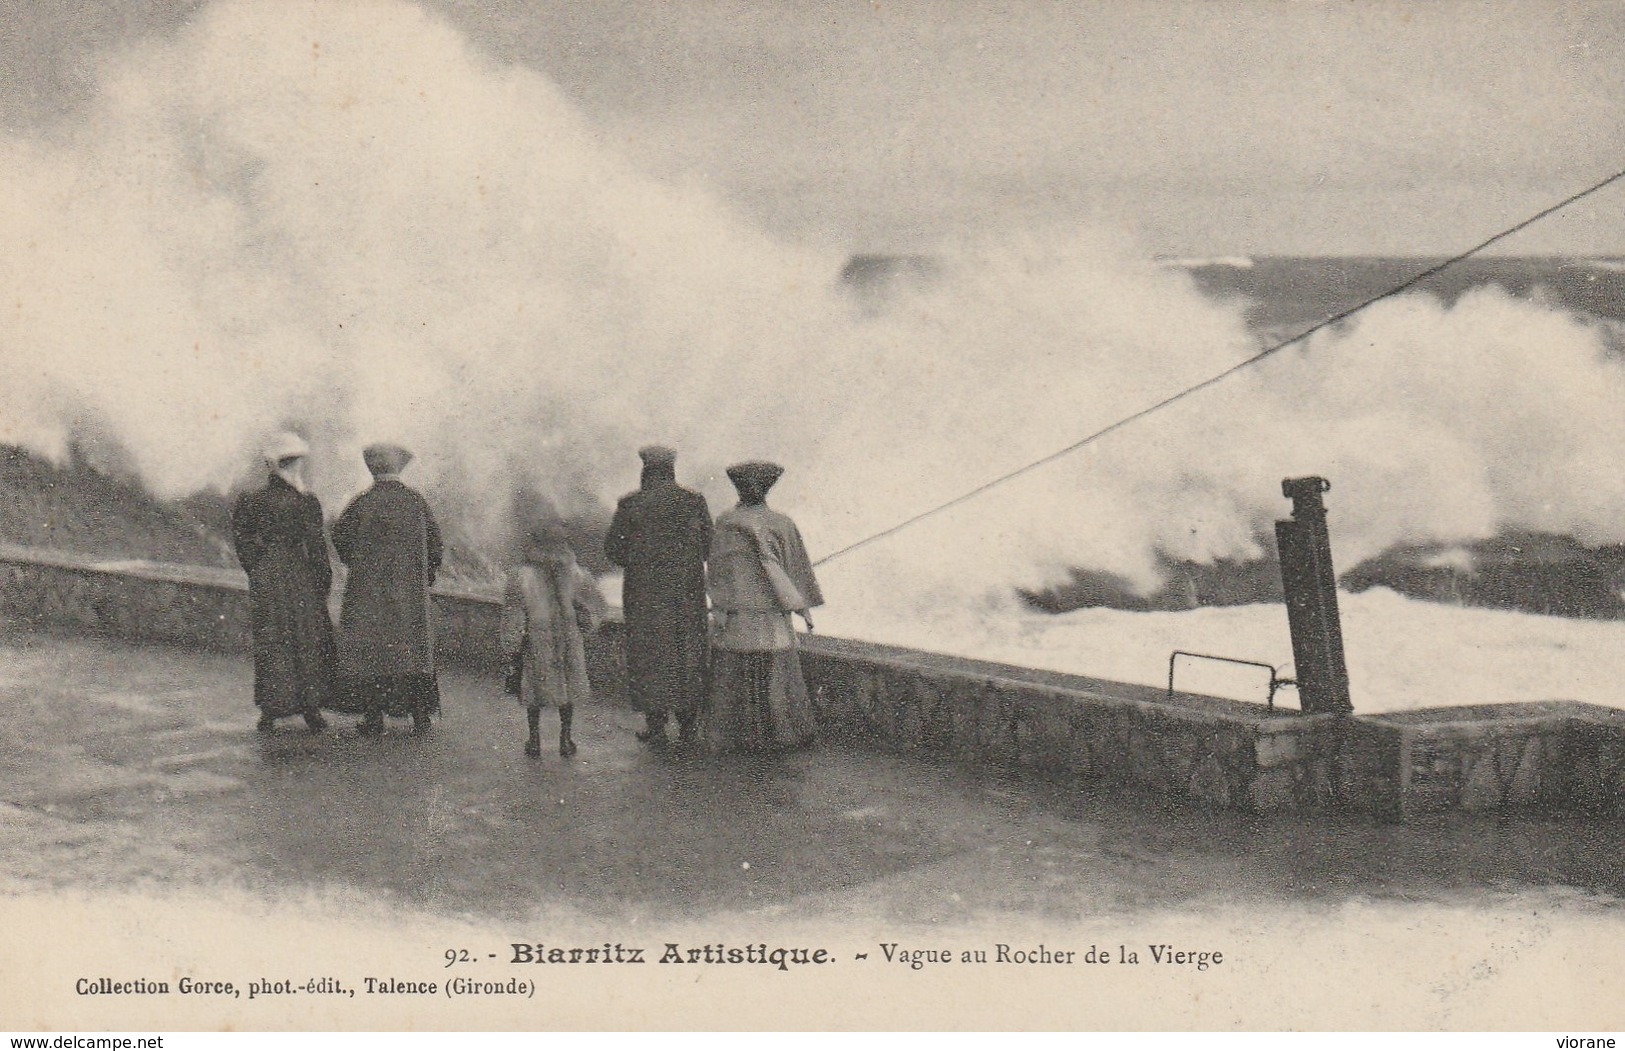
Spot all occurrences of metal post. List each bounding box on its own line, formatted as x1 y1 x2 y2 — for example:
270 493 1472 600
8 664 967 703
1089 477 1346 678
1274 476 1353 715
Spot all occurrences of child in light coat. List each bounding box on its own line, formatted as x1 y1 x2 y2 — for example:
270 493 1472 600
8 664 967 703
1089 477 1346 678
499 521 606 758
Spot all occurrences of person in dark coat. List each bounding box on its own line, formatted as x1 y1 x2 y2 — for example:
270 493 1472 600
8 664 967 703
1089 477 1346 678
697 461 822 755
332 443 443 736
604 445 712 746
231 432 334 733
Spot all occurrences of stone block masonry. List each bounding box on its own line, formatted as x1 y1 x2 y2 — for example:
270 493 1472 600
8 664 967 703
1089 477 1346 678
798 635 1401 815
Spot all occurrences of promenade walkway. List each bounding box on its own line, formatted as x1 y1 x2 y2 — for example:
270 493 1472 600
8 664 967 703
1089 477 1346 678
2 627 1623 1028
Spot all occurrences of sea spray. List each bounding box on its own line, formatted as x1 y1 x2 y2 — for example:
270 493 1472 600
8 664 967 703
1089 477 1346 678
1 0 1624 645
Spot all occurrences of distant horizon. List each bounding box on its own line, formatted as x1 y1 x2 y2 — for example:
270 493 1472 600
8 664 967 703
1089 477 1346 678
838 252 1625 330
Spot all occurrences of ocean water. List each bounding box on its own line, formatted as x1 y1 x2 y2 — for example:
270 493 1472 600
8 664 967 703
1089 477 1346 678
998 255 1625 620
1178 255 1625 332
826 254 1625 714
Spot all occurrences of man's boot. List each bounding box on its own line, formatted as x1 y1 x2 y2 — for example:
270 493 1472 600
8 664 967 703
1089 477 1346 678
635 711 668 746
357 705 384 737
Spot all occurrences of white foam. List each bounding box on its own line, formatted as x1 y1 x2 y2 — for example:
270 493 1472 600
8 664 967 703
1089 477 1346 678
820 587 1625 716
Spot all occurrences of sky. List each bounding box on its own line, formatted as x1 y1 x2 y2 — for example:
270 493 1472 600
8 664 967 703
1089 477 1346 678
0 0 1620 256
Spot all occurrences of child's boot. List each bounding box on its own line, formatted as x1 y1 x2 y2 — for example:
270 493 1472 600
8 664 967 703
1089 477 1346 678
558 704 577 758
524 707 542 758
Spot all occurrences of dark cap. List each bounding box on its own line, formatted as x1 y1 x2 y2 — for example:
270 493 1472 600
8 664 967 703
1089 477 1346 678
638 445 677 467
362 443 413 476
725 461 784 492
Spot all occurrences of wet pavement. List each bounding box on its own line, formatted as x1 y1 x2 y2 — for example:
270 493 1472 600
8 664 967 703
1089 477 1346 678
3 625 1625 925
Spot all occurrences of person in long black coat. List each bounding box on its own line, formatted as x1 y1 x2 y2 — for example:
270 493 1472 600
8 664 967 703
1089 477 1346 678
231 432 335 733
332 443 444 736
605 445 712 746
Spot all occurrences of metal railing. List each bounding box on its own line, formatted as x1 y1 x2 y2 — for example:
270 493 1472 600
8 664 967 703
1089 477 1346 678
1167 650 1297 710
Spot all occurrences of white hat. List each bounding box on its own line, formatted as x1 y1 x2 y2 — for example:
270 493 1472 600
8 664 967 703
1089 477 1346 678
262 431 310 467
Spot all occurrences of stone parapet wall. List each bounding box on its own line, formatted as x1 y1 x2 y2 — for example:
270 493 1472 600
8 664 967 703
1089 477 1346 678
3 544 1621 818
1365 702 1625 819
1560 712 1625 815
0 543 578 672
0 546 254 653
799 636 1403 815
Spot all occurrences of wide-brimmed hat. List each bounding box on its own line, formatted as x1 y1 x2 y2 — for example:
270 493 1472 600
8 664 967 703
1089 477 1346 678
362 443 413 476
725 461 784 492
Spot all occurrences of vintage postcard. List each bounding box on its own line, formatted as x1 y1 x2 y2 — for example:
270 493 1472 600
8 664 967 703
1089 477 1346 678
1 0 1624 1034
